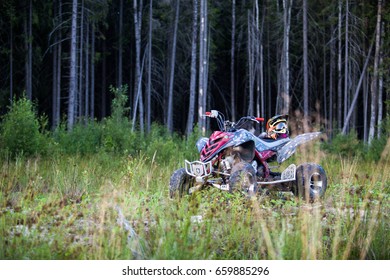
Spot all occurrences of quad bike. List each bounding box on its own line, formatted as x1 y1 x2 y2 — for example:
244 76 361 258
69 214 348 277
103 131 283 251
169 110 327 202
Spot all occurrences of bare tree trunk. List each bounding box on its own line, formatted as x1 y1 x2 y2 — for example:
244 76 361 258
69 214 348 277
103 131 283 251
302 0 309 119
146 0 153 133
368 0 382 145
85 23 90 119
167 0 180 133
24 0 33 100
10 14 13 103
202 8 209 131
52 6 58 128
118 0 123 87
90 23 95 119
256 1 265 119
377 20 384 138
247 10 254 116
277 0 292 115
78 0 84 118
231 0 236 121
363 71 368 143
133 0 144 133
198 0 207 134
101 39 107 118
186 0 198 136
329 26 335 137
56 1 62 127
323 33 327 128
337 0 342 130
344 0 349 131
68 0 78 130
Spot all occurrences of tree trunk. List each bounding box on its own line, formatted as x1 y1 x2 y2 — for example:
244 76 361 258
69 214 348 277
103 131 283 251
91 24 95 119
68 0 78 130
186 0 198 136
198 0 207 134
231 0 236 121
101 39 107 118
85 23 90 119
167 0 180 133
10 13 13 104
118 0 123 87
277 0 292 115
302 0 309 120
329 25 335 137
377 20 384 138
247 10 254 116
52 17 58 128
344 0 349 132
24 0 33 101
368 0 382 145
256 1 265 119
133 0 144 133
146 0 153 133
78 0 84 118
337 0 342 130
56 0 62 127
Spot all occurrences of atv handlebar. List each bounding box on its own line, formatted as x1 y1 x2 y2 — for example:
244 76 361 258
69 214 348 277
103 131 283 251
205 110 264 132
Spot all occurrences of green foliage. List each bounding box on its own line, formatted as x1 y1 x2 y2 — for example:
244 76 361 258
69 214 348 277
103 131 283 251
52 120 103 155
322 131 363 158
0 97 48 157
109 85 129 122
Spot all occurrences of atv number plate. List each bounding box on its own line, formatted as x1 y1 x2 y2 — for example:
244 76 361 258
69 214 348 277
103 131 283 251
185 160 212 178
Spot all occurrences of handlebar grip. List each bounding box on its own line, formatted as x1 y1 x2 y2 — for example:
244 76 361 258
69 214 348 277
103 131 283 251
255 117 265 122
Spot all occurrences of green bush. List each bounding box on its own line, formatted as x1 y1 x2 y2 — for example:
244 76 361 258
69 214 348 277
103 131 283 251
365 117 390 162
321 131 363 158
53 120 103 155
0 97 47 157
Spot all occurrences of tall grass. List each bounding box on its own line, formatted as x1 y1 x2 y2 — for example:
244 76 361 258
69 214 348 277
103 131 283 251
0 137 389 260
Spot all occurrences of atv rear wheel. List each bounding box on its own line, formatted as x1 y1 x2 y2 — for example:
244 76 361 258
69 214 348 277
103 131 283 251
169 168 195 199
229 162 257 196
293 163 327 201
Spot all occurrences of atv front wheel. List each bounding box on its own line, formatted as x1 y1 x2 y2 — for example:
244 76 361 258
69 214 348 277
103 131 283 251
293 163 327 201
229 162 257 196
169 168 195 199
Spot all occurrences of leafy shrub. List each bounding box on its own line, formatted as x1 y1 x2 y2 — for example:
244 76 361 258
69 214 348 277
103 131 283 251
321 131 363 158
100 85 139 154
0 97 47 157
53 120 103 155
365 117 390 161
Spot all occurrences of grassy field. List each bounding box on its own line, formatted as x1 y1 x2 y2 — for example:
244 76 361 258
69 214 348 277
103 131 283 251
0 139 389 260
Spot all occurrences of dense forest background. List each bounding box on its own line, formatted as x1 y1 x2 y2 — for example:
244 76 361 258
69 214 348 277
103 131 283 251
0 0 389 143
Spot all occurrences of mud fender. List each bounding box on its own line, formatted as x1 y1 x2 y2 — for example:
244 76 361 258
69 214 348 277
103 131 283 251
277 132 322 163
